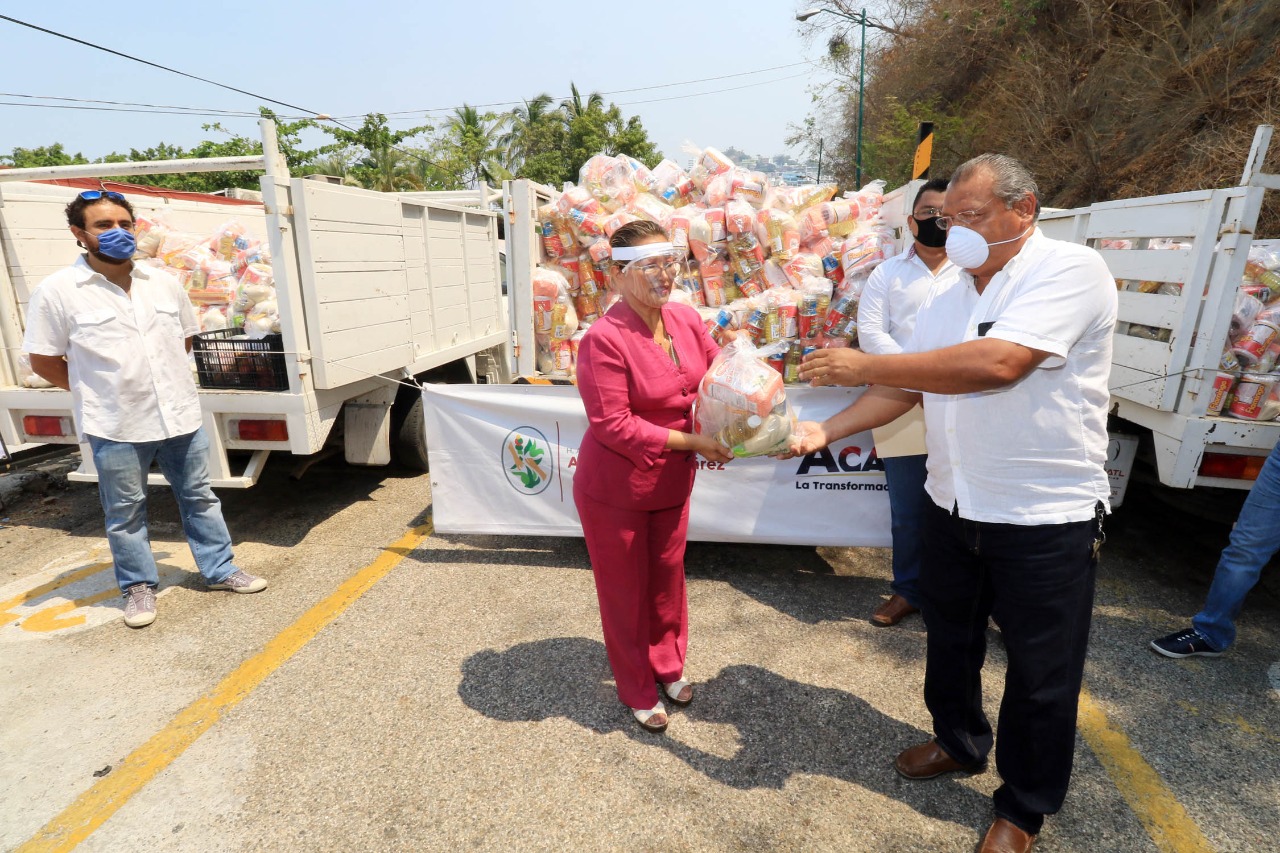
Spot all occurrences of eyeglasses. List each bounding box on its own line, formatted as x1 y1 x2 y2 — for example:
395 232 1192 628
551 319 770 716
78 190 126 202
913 207 944 219
623 259 682 283
937 197 1007 231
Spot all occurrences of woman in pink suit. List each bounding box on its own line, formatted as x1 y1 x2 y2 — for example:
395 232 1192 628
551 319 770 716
574 220 734 733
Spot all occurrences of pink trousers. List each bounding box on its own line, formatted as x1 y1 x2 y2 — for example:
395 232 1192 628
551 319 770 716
576 496 691 710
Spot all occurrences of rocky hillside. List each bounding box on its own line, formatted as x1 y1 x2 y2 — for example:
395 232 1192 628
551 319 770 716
832 0 1280 232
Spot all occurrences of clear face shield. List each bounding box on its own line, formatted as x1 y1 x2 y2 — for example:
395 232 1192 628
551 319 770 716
612 242 683 303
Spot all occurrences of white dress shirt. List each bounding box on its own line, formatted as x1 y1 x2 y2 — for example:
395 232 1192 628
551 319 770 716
906 229 1118 525
857 245 959 355
23 257 202 443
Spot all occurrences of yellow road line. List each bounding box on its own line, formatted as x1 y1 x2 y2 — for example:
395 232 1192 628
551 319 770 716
1078 686 1214 853
16 521 433 853
20 588 118 633
0 561 112 627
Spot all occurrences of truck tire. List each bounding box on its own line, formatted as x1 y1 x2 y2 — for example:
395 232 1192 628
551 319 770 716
390 360 475 471
391 391 430 471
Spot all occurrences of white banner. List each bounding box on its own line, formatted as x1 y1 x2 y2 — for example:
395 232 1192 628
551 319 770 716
423 384 891 547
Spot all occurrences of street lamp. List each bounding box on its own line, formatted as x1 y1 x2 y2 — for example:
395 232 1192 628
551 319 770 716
797 7 911 188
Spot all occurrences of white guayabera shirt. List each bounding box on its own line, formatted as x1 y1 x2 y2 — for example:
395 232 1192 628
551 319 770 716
23 256 202 443
857 244 959 356
905 229 1119 525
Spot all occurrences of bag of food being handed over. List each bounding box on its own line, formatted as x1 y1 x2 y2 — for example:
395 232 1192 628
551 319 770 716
694 338 797 457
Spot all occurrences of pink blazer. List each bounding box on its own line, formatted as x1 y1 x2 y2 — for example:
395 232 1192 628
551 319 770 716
575 300 721 511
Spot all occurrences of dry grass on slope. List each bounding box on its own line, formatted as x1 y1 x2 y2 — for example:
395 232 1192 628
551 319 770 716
854 0 1280 233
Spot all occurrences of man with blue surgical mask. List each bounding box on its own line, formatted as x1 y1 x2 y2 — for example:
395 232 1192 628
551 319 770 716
23 189 267 630
788 155 1117 853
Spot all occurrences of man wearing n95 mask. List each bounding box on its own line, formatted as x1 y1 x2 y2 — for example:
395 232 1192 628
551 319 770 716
23 189 268 631
789 155 1116 853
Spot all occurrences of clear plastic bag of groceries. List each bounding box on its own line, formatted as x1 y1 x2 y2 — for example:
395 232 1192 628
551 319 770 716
694 338 798 458
579 154 636 212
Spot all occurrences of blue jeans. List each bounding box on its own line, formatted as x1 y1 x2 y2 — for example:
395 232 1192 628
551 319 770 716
882 453 929 607
1192 440 1280 651
87 428 238 594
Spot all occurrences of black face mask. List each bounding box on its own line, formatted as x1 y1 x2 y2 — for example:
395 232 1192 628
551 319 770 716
912 215 947 248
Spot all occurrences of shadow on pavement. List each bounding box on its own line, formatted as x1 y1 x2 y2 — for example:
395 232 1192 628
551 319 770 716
458 636 989 830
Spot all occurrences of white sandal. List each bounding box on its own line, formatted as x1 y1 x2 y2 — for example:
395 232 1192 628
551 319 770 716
662 679 693 707
631 702 668 733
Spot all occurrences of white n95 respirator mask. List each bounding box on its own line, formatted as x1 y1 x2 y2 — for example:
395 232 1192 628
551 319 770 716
945 225 1032 269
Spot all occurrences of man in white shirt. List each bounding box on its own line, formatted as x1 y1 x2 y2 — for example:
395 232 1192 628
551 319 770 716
24 190 267 629
856 177 956 627
791 155 1116 853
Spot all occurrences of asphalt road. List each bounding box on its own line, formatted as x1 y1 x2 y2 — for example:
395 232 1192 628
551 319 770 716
0 454 1276 852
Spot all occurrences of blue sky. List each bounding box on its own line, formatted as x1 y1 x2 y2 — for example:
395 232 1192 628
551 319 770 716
0 2 860 168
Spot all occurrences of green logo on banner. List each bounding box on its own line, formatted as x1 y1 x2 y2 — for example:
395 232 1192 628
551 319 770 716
502 427 552 495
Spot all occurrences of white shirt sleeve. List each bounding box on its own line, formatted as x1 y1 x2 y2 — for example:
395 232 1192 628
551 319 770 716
856 264 902 355
22 283 69 357
174 279 200 338
985 248 1116 369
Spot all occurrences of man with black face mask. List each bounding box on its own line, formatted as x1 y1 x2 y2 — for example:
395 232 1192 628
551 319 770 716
855 177 954 628
23 189 267 630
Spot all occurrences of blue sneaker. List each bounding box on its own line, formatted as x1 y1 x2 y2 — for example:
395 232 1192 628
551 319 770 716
1150 628 1223 658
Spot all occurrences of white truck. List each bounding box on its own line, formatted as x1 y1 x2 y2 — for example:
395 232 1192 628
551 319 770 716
1037 125 1280 494
0 119 511 487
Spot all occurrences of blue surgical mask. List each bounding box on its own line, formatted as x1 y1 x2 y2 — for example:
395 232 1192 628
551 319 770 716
93 227 137 261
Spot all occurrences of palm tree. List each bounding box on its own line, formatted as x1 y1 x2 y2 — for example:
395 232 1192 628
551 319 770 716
559 83 604 122
501 93 555 172
446 105 512 187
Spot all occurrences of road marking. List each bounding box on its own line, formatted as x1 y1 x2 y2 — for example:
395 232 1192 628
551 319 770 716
1078 686 1214 853
0 558 111 627
14 520 434 853
1177 699 1280 743
0 547 193 640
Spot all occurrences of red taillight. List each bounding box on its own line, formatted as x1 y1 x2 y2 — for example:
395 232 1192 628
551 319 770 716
22 415 73 437
1199 452 1265 481
232 419 289 442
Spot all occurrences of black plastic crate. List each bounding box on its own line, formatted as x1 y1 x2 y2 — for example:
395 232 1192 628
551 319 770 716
193 329 288 391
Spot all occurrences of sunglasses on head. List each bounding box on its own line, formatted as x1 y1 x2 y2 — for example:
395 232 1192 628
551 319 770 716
78 190 126 202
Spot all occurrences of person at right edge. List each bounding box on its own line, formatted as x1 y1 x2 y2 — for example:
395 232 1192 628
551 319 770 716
856 176 956 627
786 154 1116 853
1150 437 1280 658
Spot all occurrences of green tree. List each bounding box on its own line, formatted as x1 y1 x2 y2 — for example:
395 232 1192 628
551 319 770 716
501 94 568 184
855 97 976 188
552 81 662 181
559 83 604 122
443 105 511 187
0 143 89 168
321 113 436 192
94 109 325 192
502 94 556 168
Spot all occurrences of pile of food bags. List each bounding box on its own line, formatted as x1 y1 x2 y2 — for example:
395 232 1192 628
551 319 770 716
1109 240 1280 420
133 214 280 339
531 145 897 380
1210 244 1280 420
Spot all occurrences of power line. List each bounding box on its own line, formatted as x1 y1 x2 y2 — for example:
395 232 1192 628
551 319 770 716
339 60 820 119
0 59 823 124
614 72 814 107
0 14 821 181
0 14 461 179
0 101 276 119
0 14 326 118
0 91 276 118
